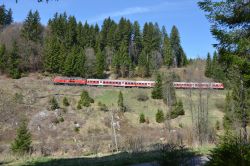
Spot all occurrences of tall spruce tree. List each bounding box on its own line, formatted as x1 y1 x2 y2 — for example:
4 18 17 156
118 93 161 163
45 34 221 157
11 119 32 155
163 31 173 67
8 41 21 79
170 26 187 67
95 46 105 78
21 10 43 42
0 44 6 72
137 49 149 77
152 74 163 99
205 52 212 77
116 40 131 77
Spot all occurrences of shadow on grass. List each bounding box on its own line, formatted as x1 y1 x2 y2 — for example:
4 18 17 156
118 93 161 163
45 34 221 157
9 144 201 166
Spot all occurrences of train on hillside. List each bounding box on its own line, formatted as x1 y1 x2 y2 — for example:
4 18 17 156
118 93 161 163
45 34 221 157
53 77 224 89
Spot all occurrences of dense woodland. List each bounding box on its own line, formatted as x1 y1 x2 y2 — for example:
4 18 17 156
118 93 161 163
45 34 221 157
0 5 188 79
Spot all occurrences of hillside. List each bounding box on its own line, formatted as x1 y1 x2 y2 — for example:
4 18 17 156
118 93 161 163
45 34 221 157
0 62 227 165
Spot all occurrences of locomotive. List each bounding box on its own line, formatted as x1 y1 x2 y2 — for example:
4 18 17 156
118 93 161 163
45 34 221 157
53 76 224 89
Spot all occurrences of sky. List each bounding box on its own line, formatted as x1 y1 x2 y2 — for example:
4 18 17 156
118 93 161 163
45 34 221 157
1 0 217 58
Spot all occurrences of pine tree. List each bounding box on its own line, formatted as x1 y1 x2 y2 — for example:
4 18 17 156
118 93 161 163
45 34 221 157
163 32 173 67
132 21 142 64
116 40 131 77
50 96 59 110
63 97 70 107
156 109 164 123
74 48 86 77
5 9 13 25
11 119 32 155
0 44 6 72
118 91 126 112
170 26 186 67
8 41 21 79
152 74 163 99
21 10 43 42
44 36 61 73
95 46 105 78
79 90 94 107
139 113 146 123
137 49 149 77
205 52 212 77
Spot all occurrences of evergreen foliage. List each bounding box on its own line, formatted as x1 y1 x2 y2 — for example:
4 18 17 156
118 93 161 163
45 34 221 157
163 32 173 67
156 109 164 123
168 100 185 119
205 53 212 77
63 97 69 107
21 10 43 42
11 119 32 155
118 91 126 112
137 49 149 77
95 46 105 78
139 113 146 123
0 5 13 28
50 96 59 110
170 26 187 67
152 74 163 99
207 132 250 165
8 41 21 79
79 90 94 107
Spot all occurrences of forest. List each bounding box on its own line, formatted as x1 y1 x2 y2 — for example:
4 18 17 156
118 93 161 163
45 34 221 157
0 5 187 79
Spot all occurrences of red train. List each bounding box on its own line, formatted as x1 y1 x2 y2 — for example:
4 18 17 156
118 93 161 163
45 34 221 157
53 77 224 89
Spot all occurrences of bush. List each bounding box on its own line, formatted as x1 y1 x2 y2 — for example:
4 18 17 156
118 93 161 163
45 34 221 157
63 97 70 107
118 91 126 112
139 113 146 123
215 120 220 130
79 90 94 107
167 100 185 119
98 102 109 112
49 96 59 110
11 119 32 155
207 132 250 165
156 109 164 123
137 93 149 102
77 101 82 110
151 74 163 99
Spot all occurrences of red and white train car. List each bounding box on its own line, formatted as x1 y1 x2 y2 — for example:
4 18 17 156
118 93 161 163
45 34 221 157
53 77 224 89
173 82 224 89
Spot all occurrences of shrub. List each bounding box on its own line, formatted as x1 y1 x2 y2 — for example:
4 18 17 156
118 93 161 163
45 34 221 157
98 102 109 112
77 101 82 110
207 132 250 165
59 116 64 122
139 113 146 123
63 97 70 107
79 90 94 107
215 120 220 130
118 91 126 112
156 109 164 123
137 93 149 102
49 96 59 110
151 74 163 99
11 119 32 155
167 100 185 119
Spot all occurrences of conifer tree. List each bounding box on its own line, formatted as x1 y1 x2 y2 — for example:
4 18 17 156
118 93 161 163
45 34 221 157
8 41 21 79
152 74 163 99
132 21 142 64
118 91 126 112
117 41 131 77
163 32 173 67
0 44 6 72
44 36 61 73
170 26 187 67
139 113 146 123
21 10 43 42
50 96 59 110
156 109 164 123
95 46 105 78
205 52 212 77
11 119 32 155
137 49 149 77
